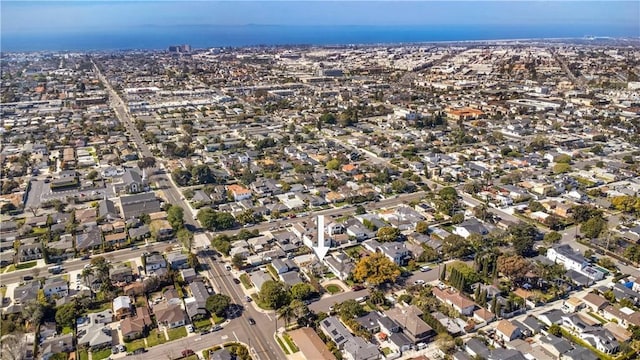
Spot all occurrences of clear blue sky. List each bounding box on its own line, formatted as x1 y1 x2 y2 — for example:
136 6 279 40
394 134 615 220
2 1 639 34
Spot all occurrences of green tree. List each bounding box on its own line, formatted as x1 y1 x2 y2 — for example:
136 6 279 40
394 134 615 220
260 281 290 310
167 205 185 230
206 294 231 317
442 234 473 259
289 283 315 301
231 254 244 269
416 221 429 234
326 159 341 170
337 299 365 321
548 324 562 336
55 303 76 330
438 187 459 202
544 231 562 245
352 253 401 287
176 228 193 251
355 205 366 215
555 154 572 164
553 163 572 174
450 213 465 224
509 222 538 256
581 217 606 239
376 226 400 242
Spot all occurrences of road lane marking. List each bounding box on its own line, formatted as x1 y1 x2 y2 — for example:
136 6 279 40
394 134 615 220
232 331 238 341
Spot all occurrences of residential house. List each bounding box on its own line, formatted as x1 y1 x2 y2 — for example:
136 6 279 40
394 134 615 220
40 333 74 360
43 277 68 298
324 252 355 281
432 288 476 316
227 184 252 201
538 334 573 358
113 296 132 320
120 306 152 341
77 310 113 350
185 280 209 320
17 243 43 262
385 306 435 344
453 218 490 239
580 329 619 354
110 265 134 284
13 281 41 305
167 252 189 270
250 272 272 291
582 293 609 313
289 327 337 360
145 254 167 275
153 302 188 329
496 320 522 342
104 232 127 248
75 226 103 252
363 239 410 266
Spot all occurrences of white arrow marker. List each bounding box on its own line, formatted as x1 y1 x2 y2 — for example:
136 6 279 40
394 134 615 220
313 215 330 260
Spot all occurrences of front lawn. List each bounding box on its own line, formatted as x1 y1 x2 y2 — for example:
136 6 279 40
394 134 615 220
325 284 342 294
125 338 146 353
193 318 213 330
212 314 225 324
91 348 111 360
146 329 167 347
61 326 73 335
15 261 37 270
282 333 299 353
239 273 253 289
167 326 187 341
276 335 290 355
78 349 89 360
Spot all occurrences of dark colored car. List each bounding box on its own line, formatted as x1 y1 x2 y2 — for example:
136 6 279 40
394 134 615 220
248 317 256 325
233 278 241 284
182 349 195 357
132 348 146 355
351 285 365 291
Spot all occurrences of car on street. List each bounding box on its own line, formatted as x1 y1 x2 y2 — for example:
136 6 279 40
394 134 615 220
212 325 222 332
233 278 241 284
245 296 252 302
414 279 426 286
420 266 431 272
182 349 195 357
351 285 365 291
248 317 256 325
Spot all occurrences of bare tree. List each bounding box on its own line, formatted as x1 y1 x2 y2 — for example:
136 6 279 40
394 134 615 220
1 333 27 360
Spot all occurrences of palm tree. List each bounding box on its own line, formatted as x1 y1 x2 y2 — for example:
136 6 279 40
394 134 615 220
277 305 296 330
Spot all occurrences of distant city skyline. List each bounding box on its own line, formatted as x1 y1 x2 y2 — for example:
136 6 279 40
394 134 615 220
3 1 639 34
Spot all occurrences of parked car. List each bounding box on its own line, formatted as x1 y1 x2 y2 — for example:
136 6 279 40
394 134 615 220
248 317 256 325
212 325 222 332
182 349 194 357
414 279 426 286
186 324 194 333
351 285 365 291
420 266 431 272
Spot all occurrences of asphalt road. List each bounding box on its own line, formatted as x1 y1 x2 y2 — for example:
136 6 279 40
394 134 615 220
197 250 284 360
0 242 171 285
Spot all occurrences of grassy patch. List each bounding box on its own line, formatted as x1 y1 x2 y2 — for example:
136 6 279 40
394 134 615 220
325 284 342 294
212 314 225 324
276 335 291 355
86 302 112 313
266 265 278 279
62 326 73 335
124 338 146 353
193 317 213 330
587 312 608 325
146 328 167 347
0 286 6 298
239 273 253 289
167 326 187 341
2 265 16 273
31 227 48 235
324 272 336 279
382 347 393 355
282 333 299 352
183 356 198 360
15 261 37 270
78 349 89 360
91 348 111 360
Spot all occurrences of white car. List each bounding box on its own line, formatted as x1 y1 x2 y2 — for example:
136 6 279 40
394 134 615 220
414 279 426 286
186 325 194 333
420 266 431 272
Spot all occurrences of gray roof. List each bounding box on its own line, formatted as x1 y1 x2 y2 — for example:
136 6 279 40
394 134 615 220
321 316 352 347
552 244 588 266
540 334 573 354
14 281 41 304
343 337 379 360
189 281 209 305
119 192 161 219
563 346 598 360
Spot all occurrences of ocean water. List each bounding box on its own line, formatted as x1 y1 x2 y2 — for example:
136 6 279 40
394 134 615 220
1 24 638 52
